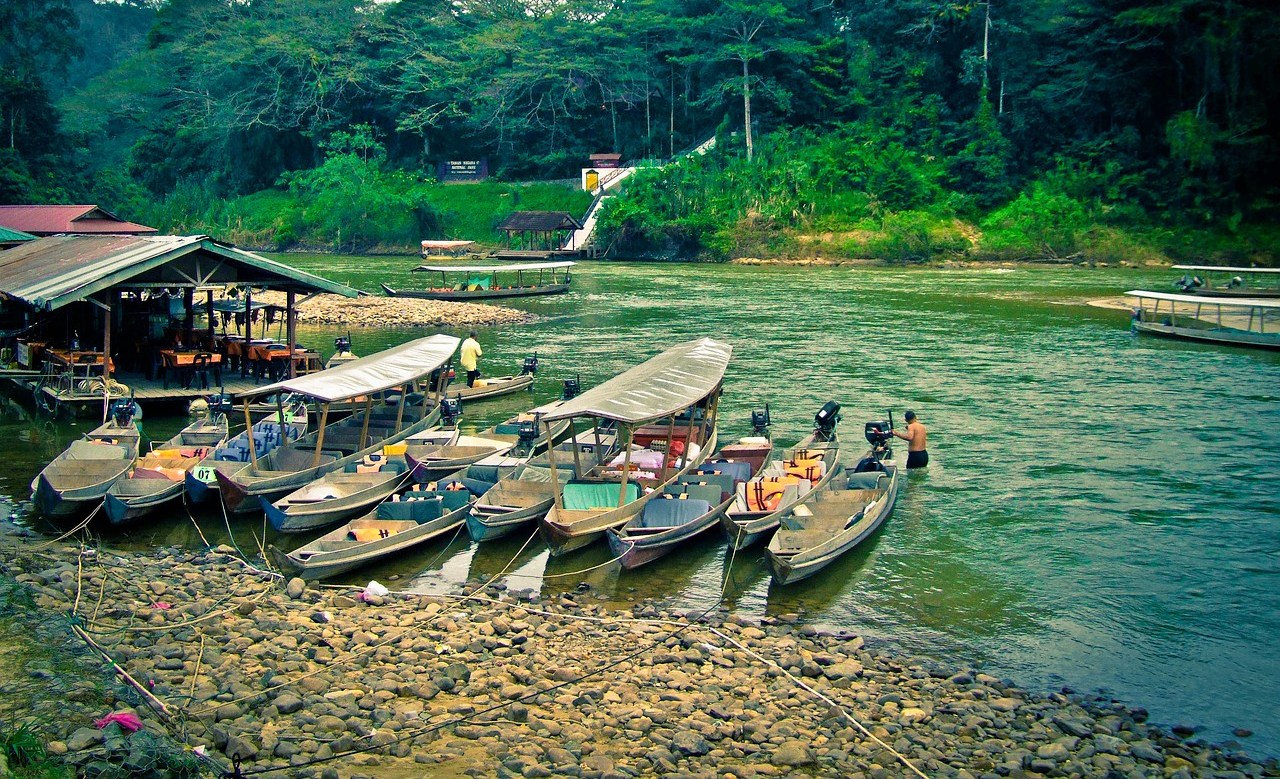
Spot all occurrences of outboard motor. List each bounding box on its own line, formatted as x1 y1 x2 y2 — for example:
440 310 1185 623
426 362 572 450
206 393 234 421
440 396 463 426
334 334 352 354
751 404 771 437
813 400 841 441
521 353 540 376
109 398 138 428
864 420 892 448
515 418 540 454
562 376 581 400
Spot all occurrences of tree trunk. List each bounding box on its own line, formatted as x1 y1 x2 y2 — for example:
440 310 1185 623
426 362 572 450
742 59 753 162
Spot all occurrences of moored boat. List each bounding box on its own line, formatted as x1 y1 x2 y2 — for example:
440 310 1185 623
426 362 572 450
608 424 773 569
1171 265 1280 298
267 468 496 580
381 261 574 301
104 402 230 525
1127 290 1280 350
216 335 459 515
31 399 143 518
766 419 901 585
539 338 732 556
262 450 413 533
185 399 309 505
719 401 844 551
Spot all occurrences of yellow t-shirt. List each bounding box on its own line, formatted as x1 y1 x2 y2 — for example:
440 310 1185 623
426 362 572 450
460 338 482 371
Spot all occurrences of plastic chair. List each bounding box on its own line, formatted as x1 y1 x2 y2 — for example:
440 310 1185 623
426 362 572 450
188 353 213 390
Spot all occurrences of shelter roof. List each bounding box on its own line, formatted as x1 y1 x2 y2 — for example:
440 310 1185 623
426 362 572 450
0 225 36 244
497 211 584 232
242 334 460 402
0 205 156 235
413 261 575 273
421 240 476 250
0 234 358 311
1125 290 1280 309
541 338 731 426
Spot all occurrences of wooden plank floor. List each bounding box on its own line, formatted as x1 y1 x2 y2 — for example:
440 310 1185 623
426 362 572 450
32 370 275 405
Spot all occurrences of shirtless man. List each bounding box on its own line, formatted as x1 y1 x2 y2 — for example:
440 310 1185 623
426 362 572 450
891 409 929 469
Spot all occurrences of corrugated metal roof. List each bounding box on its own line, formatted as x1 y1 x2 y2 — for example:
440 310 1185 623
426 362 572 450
241 334 460 402
0 225 36 243
541 338 732 426
497 211 584 232
0 234 358 311
0 205 156 235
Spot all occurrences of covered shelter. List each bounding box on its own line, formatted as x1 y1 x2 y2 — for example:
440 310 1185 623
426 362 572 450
0 234 358 413
0 205 156 236
496 211 584 254
0 225 36 250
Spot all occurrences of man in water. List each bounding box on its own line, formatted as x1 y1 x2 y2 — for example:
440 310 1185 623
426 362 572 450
892 409 929 469
460 331 483 388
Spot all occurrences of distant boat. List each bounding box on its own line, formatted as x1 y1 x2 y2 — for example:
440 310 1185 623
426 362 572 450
104 407 230 525
31 399 142 518
1127 290 1280 350
1171 265 1280 298
381 261 574 301
766 420 901 585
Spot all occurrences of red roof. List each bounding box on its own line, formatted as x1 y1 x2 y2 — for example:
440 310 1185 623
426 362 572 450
0 205 156 236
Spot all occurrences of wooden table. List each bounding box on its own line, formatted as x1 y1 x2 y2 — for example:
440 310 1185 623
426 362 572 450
247 345 322 381
160 350 223 388
44 349 115 373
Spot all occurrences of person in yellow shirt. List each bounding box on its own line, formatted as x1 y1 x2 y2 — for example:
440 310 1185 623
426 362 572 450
460 331 483 387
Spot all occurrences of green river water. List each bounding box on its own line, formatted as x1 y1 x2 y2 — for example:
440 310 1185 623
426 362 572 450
2 258 1277 755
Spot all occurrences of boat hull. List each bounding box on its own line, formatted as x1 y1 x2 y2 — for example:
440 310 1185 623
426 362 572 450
720 437 841 551
381 283 569 301
1132 320 1280 350
103 481 185 525
264 470 413 533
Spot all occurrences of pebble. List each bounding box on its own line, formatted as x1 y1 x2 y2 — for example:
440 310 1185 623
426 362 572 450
1 537 1274 779
253 290 532 329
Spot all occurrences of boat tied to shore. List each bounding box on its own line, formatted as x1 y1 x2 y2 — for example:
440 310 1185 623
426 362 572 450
719 401 844 551
31 397 142 518
538 337 731 557
1171 265 1280 298
184 397 308 505
766 418 901 585
215 335 460 515
1127 289 1280 350
380 261 574 301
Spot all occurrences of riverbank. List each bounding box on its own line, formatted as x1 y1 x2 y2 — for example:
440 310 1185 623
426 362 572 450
252 290 533 329
1 526 1274 778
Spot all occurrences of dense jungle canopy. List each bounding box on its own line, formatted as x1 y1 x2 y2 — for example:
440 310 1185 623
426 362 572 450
1 0 1278 261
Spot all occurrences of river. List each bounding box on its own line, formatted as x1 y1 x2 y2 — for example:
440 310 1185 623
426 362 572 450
3 258 1277 756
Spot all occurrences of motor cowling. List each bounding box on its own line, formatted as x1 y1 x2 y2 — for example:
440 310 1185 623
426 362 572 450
864 420 892 447
751 405 771 437
440 396 463 425
814 400 841 439
206 393 234 419
563 377 581 400
334 335 352 354
110 398 138 428
521 353 540 375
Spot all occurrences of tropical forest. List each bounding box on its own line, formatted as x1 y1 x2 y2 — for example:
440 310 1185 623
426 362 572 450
1 0 1278 263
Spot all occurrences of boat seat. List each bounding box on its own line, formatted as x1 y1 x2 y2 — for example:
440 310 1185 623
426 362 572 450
377 496 444 523
695 460 752 483
68 440 128 460
678 471 736 498
668 482 723 506
845 471 887 490
641 495 712 528
563 480 640 511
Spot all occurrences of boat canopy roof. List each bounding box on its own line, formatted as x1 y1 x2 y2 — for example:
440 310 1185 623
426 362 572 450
413 261 576 273
241 334 460 402
420 240 475 249
541 337 731 426
1125 290 1280 309
1171 265 1280 274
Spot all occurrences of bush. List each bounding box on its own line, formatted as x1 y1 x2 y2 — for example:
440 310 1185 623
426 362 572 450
980 184 1092 259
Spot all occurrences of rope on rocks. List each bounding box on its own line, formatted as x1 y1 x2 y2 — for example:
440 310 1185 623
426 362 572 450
512 549 626 580
181 494 212 550
31 502 102 549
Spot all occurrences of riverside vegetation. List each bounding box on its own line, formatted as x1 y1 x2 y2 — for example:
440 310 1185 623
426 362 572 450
1 524 1277 778
3 0 1277 263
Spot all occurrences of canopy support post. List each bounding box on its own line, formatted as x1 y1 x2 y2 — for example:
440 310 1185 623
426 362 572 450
244 399 258 469
359 395 374 450
393 383 408 433
546 419 563 512
311 403 331 467
617 426 634 508
286 290 297 378
275 393 288 451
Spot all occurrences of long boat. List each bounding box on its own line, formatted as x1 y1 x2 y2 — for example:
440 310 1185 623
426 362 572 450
719 402 844 551
380 261 574 301
765 422 901 585
405 397 572 483
267 468 495 580
215 335 459 515
31 399 142 518
185 400 308 505
103 409 230 525
538 338 732 557
1127 290 1280 350
607 433 773 569
1171 265 1280 298
262 452 413 533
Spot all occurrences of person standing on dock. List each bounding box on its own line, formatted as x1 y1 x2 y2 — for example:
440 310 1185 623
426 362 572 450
892 409 929 469
460 331 483 387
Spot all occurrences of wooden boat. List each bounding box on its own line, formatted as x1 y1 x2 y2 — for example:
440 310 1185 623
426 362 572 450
766 422 901 585
267 469 496 580
185 402 308 505
720 401 844 551
1171 265 1280 298
539 338 732 556
216 335 460 515
31 399 142 518
381 261 574 301
608 434 773 569
404 397 572 483
1127 290 1280 350
103 410 230 525
263 451 413 533
447 369 535 402
465 427 618 542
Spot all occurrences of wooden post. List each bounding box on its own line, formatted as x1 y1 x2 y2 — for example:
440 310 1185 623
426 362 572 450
311 403 331 467
243 290 252 340
359 395 374 450
569 417 582 477
545 418 562 512
660 417 675 484
183 287 195 345
286 290 297 378
205 290 215 347
393 383 408 433
101 293 113 424
617 426 634 508
275 393 288 451
243 399 258 469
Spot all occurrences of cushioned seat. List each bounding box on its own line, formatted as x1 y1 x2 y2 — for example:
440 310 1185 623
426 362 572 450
845 471 886 490
678 472 735 498
671 483 723 505
695 460 752 482
563 481 640 510
641 496 713 528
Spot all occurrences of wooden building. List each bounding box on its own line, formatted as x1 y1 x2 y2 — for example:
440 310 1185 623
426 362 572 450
495 211 585 258
0 205 157 236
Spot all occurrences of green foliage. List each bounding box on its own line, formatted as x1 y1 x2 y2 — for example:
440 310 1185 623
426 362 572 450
1 722 51 773
980 184 1092 259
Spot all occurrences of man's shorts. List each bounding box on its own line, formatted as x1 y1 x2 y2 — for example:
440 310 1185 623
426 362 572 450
906 450 929 469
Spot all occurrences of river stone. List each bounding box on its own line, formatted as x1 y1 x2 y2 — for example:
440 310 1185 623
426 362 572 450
1053 715 1093 738
274 692 305 714
66 727 103 751
671 730 710 756
772 740 813 766
1036 742 1070 762
225 735 258 762
285 578 306 599
1130 741 1164 763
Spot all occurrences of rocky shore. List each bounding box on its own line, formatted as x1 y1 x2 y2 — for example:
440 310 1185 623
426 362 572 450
252 291 534 329
0 531 1275 779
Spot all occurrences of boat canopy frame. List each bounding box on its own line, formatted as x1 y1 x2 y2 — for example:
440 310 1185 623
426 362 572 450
411 261 574 291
